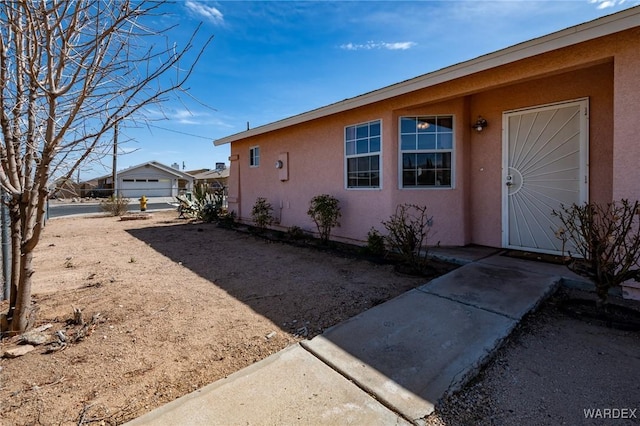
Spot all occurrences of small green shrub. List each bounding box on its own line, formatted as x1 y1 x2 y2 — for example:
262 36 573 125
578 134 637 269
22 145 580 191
287 225 306 241
365 227 386 257
307 194 341 243
381 204 432 273
99 195 130 216
217 210 237 229
251 197 274 230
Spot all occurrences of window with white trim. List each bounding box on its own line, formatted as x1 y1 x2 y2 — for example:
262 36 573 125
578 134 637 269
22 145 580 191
345 120 381 188
249 146 260 167
400 115 453 188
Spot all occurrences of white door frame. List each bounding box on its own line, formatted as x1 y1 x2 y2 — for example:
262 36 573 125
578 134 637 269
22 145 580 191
501 98 589 253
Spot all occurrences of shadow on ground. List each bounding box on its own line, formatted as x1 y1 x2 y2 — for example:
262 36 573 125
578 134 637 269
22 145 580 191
126 221 453 339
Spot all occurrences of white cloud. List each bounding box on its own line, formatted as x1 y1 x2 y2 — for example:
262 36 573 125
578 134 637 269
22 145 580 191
589 0 629 8
185 1 224 25
384 42 417 50
340 41 417 51
171 109 203 125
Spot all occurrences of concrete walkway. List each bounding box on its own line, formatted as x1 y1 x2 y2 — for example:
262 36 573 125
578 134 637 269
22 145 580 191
126 248 587 426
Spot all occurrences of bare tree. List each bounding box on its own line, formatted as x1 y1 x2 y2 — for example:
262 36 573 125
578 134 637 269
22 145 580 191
0 0 212 334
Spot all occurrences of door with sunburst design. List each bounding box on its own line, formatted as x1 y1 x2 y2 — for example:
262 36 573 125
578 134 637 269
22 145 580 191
502 99 589 254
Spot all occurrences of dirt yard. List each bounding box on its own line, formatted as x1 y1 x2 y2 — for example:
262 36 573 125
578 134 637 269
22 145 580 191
0 210 448 425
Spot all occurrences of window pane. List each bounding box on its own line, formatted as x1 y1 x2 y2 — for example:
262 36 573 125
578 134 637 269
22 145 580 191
417 117 436 132
438 133 453 149
345 126 356 141
436 170 451 186
356 139 368 154
418 134 436 150
358 156 369 171
403 153 415 168
347 154 380 188
434 153 443 168
346 141 355 155
356 124 369 139
440 152 451 168
418 170 435 186
402 170 416 186
370 121 381 137
370 136 381 153
371 155 379 170
347 158 357 171
417 153 434 169
401 117 416 134
437 116 453 131
401 134 416 150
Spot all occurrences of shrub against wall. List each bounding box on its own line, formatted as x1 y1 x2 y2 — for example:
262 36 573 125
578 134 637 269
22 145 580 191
553 199 640 307
382 204 432 273
365 227 386 257
251 197 274 231
307 194 341 243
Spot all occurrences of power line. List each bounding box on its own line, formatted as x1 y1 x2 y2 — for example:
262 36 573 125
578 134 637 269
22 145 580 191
147 124 212 140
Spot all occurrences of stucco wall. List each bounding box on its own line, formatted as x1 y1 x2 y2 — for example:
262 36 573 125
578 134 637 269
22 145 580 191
227 28 635 248
612 28 640 201
468 62 614 247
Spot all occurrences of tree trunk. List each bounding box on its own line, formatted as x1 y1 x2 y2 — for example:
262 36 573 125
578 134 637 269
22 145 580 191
5 196 39 334
9 248 34 333
3 203 21 333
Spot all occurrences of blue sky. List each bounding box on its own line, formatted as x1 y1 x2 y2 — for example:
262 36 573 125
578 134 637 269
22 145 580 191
84 0 638 179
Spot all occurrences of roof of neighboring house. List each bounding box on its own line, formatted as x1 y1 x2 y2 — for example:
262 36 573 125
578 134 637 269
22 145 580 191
192 168 230 180
214 6 640 146
186 168 210 176
94 161 195 181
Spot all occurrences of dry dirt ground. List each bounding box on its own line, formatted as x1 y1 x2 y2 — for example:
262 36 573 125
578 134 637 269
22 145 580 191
2 210 639 426
426 289 640 426
0 210 443 425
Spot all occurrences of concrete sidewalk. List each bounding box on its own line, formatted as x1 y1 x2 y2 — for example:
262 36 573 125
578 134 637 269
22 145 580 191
126 249 587 426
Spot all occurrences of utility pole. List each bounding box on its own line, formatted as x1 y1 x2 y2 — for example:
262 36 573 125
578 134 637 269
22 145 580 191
112 119 118 197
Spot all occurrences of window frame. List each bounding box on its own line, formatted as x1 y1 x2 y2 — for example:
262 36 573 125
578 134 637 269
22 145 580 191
398 115 455 189
249 146 260 168
344 119 383 190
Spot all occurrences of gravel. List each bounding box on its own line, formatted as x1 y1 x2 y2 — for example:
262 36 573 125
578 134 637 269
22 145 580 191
424 288 640 426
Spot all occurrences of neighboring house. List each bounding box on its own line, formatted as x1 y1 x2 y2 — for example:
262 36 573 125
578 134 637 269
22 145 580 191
192 166 230 190
214 8 640 255
96 161 194 198
50 177 82 199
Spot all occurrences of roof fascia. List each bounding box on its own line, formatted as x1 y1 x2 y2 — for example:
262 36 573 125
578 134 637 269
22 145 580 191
117 161 192 180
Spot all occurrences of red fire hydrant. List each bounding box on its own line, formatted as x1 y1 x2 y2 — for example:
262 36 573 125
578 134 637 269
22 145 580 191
139 195 148 212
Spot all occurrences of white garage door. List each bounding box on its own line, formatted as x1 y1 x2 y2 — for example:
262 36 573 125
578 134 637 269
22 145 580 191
120 178 173 197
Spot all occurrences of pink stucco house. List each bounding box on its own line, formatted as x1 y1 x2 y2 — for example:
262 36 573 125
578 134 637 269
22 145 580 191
214 7 640 255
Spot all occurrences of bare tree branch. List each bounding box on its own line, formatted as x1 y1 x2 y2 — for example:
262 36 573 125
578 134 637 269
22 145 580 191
0 0 213 333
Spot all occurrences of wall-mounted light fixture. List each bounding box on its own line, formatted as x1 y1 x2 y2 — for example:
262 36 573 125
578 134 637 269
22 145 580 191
473 116 488 132
275 160 284 169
